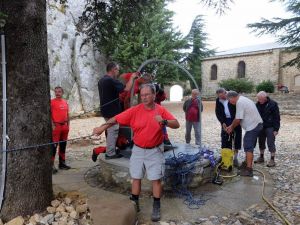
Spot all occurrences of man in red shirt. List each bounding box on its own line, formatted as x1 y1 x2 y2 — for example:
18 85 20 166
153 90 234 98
183 89 203 145
51 86 70 173
93 83 180 222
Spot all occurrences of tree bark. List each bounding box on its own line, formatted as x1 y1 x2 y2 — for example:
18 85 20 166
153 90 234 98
0 0 53 220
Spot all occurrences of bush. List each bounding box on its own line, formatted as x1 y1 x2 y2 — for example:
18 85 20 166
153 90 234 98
218 78 254 93
183 89 192 96
256 80 275 93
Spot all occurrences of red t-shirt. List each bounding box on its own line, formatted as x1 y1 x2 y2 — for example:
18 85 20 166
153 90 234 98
120 73 140 95
186 99 199 122
51 98 69 123
115 104 176 148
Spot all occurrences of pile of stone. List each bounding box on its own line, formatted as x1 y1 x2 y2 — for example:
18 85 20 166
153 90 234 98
1 196 92 225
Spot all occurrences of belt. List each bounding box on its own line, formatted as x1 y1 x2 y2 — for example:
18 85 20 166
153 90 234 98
54 122 68 125
134 142 163 149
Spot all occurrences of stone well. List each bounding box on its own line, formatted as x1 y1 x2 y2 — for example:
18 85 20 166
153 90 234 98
98 143 214 193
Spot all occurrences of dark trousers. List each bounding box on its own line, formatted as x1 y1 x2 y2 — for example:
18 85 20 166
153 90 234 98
258 127 276 152
221 118 242 150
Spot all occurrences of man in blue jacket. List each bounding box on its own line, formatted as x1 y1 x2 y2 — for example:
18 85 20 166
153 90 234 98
255 91 280 167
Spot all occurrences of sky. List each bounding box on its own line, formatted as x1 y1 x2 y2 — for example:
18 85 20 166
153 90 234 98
167 0 291 51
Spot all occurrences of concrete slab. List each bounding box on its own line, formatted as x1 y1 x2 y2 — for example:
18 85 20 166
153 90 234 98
89 197 137 225
137 164 274 224
53 149 274 225
53 159 137 225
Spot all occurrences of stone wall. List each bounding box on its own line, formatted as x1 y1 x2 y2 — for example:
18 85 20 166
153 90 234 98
201 50 280 96
280 51 300 92
201 49 300 96
47 0 106 115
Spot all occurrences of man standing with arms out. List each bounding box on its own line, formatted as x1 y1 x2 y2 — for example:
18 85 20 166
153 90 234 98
51 86 70 174
98 62 137 159
93 84 180 222
226 91 263 177
255 91 280 167
215 88 242 167
183 89 203 145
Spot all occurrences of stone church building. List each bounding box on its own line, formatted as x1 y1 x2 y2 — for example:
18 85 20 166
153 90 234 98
201 43 300 96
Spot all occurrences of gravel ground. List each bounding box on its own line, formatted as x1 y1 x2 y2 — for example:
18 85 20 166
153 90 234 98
67 101 300 225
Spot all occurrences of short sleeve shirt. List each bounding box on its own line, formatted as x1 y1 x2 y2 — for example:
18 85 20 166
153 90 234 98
235 96 263 131
115 104 176 148
51 98 69 123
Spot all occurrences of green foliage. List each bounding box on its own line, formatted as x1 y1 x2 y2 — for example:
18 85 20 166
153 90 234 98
183 15 215 87
53 55 60 67
256 80 275 93
0 12 8 30
79 0 186 84
248 0 300 68
183 88 192 96
219 78 254 93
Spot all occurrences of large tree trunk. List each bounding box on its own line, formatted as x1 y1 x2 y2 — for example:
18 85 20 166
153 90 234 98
0 0 53 220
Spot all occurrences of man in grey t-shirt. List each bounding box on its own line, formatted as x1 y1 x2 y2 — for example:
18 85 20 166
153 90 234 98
226 91 263 176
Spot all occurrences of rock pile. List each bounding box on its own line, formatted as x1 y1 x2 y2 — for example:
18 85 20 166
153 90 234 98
2 195 91 225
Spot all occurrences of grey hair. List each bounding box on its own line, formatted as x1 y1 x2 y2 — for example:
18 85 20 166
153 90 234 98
192 89 200 94
216 88 226 94
226 91 239 99
257 91 267 98
140 83 156 94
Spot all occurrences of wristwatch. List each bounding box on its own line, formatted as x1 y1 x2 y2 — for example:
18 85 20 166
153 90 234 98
162 119 168 126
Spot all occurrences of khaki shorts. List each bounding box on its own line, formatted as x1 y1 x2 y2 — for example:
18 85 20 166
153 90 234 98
130 144 165 181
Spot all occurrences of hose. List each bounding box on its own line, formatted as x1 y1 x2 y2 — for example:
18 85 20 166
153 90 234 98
213 166 291 224
254 169 292 225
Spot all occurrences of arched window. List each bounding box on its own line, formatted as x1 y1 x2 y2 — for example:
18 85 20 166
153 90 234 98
237 61 246 78
210 64 217 80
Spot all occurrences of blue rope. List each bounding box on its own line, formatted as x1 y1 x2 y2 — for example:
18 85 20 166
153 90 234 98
165 146 216 209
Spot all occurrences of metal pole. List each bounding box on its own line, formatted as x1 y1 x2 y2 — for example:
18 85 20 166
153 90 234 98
0 32 7 210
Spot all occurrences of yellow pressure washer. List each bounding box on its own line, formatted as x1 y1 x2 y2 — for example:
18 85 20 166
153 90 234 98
212 127 237 185
220 147 234 171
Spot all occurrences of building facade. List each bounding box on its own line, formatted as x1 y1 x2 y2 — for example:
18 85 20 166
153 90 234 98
201 43 300 96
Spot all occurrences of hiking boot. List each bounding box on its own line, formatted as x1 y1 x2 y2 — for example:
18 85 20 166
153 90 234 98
254 156 265 164
105 153 123 160
239 167 253 177
59 162 71 170
92 149 98 162
233 158 239 168
52 165 58 174
129 197 140 212
163 139 172 146
267 159 276 167
151 201 161 222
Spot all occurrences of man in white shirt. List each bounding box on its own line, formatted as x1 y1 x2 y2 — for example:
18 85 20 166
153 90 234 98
226 91 263 176
215 88 242 167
